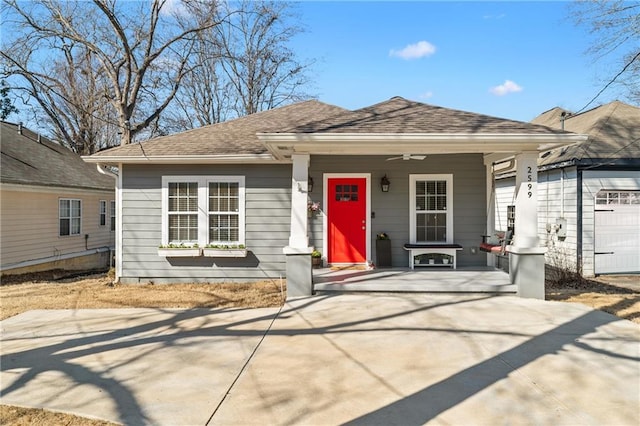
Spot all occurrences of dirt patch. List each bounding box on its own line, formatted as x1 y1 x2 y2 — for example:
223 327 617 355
0 270 285 321
545 275 639 324
0 405 118 426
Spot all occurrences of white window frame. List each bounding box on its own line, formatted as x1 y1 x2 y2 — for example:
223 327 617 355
207 176 246 246
409 174 453 244
161 176 245 247
99 200 107 227
59 198 82 237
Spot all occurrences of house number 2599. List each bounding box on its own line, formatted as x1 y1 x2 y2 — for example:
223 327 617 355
527 166 533 198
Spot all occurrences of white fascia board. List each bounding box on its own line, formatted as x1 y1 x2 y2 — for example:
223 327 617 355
259 133 588 154
81 153 284 164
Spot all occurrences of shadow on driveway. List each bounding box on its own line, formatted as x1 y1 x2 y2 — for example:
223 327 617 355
2 294 639 425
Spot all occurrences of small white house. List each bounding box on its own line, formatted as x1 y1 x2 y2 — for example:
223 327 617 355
1 121 116 275
495 101 640 276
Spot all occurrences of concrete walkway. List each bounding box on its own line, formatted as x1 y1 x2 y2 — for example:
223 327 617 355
1 295 639 425
313 267 516 293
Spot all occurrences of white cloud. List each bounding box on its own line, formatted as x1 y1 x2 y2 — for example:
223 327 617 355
483 13 506 20
419 91 434 99
389 41 436 60
160 0 187 17
490 80 523 96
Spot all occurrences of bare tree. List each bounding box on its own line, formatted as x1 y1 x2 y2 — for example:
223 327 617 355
165 0 313 131
218 0 313 117
162 29 233 132
570 0 640 107
3 41 117 154
1 0 222 147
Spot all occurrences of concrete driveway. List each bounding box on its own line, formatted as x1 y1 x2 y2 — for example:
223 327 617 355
1 294 639 425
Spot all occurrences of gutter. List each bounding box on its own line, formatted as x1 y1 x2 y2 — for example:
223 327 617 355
82 153 284 165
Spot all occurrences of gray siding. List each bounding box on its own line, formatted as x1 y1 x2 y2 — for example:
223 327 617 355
121 155 492 282
310 154 488 267
120 164 291 283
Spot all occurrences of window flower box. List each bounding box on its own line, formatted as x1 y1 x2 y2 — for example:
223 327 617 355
203 245 247 258
158 245 201 257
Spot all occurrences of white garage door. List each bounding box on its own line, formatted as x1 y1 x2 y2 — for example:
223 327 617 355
594 191 640 274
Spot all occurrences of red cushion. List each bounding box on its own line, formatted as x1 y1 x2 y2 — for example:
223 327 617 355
479 242 502 253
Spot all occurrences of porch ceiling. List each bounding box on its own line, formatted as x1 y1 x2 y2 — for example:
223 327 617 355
259 133 589 160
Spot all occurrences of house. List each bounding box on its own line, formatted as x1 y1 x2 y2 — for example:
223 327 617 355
84 97 586 298
494 101 640 276
1 121 116 275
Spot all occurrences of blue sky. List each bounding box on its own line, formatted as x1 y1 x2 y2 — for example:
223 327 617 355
292 1 614 122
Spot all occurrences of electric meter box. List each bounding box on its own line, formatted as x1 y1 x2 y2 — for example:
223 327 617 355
556 217 567 238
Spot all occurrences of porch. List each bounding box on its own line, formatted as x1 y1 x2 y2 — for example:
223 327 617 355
313 266 515 294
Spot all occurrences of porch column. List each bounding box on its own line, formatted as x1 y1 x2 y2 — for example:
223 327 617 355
283 154 313 298
509 151 546 299
485 160 496 267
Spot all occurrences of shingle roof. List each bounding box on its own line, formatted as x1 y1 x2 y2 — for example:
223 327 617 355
282 96 570 135
532 101 640 166
91 100 348 158
1 121 114 191
89 97 578 161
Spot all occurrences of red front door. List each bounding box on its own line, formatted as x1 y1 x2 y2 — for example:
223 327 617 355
327 177 367 264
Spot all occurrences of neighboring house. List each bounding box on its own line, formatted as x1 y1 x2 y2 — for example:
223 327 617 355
495 101 640 277
85 97 585 298
1 121 116 275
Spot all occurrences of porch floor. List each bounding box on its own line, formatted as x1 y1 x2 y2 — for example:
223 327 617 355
313 266 516 294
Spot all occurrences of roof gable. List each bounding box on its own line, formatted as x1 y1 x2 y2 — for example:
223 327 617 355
533 101 640 165
91 100 348 159
1 122 114 191
283 97 569 135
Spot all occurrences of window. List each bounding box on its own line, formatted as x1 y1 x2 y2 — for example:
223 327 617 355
161 176 245 246
99 200 107 226
596 190 640 205
335 184 359 201
168 182 198 243
209 181 240 243
110 201 116 231
60 199 81 236
409 175 453 243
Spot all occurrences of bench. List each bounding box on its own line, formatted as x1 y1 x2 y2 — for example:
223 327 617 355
479 230 513 255
403 243 463 269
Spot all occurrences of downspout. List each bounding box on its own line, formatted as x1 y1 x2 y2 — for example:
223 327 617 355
560 169 564 217
96 164 118 179
576 168 583 275
96 162 119 280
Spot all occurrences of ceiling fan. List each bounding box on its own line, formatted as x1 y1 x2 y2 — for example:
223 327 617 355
386 154 426 161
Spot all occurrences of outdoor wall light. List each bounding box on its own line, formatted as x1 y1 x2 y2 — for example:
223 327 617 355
308 176 314 192
380 174 390 192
